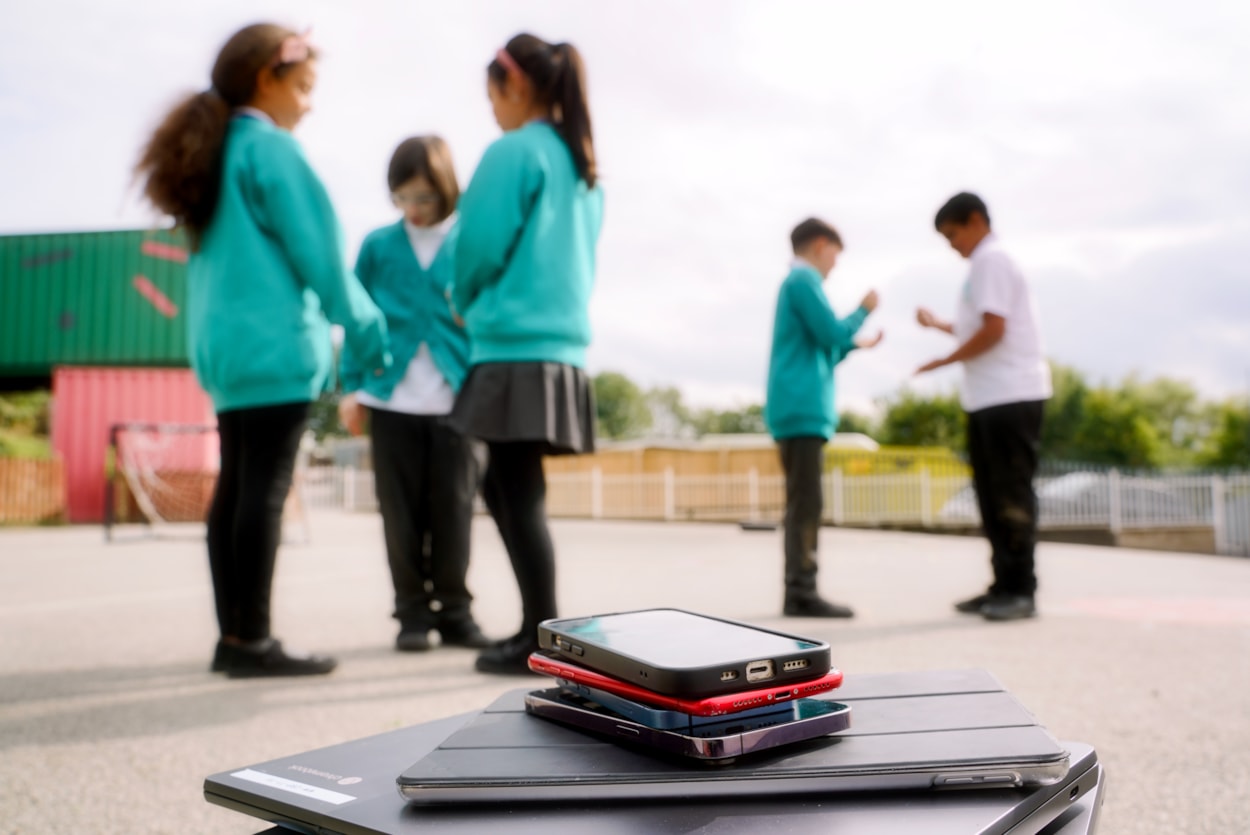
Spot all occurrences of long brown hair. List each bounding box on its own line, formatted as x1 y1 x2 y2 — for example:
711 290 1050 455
134 23 312 250
489 34 597 187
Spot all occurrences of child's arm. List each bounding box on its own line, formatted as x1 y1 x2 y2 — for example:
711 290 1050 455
916 312 1005 374
251 134 392 374
453 139 541 316
915 307 954 335
854 329 884 349
789 278 873 354
337 242 374 397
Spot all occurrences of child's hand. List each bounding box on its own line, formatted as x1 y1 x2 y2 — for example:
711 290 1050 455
859 289 880 313
855 329 884 349
446 287 465 327
337 394 366 437
915 307 938 328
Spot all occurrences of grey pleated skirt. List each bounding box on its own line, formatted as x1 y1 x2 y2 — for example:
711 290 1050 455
450 362 596 456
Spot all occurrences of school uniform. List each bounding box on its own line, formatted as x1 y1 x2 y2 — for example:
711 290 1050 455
449 121 604 664
955 233 1051 602
190 109 390 647
765 259 867 608
341 216 481 638
450 121 603 455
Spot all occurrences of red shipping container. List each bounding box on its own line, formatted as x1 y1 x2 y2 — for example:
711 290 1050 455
50 367 216 523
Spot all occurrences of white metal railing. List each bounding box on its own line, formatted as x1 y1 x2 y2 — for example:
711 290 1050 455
299 465 1250 557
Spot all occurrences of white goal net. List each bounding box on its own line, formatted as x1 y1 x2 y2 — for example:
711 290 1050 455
106 422 310 543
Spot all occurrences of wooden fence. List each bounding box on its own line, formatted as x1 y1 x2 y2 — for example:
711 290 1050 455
0 458 65 524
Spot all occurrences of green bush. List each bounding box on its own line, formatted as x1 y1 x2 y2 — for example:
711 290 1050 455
0 390 52 458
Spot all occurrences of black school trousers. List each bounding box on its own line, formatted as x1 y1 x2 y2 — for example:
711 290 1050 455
368 409 479 630
778 436 827 599
207 401 309 642
965 400 1046 597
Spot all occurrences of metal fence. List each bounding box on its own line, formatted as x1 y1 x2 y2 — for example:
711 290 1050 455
299 465 1250 557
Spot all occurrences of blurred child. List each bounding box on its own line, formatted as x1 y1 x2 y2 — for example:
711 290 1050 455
450 33 604 674
765 218 881 619
338 136 489 652
916 192 1050 622
134 23 391 677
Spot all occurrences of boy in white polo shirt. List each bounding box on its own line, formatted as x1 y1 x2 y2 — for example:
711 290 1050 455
915 192 1051 622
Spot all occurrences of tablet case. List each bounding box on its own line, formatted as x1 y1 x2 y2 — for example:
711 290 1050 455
397 668 1070 804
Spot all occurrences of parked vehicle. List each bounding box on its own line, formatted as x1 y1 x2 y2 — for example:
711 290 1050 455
937 472 1202 528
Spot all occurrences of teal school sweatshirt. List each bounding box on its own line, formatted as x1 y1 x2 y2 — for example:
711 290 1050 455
453 121 604 368
341 220 469 397
765 264 867 441
188 116 391 413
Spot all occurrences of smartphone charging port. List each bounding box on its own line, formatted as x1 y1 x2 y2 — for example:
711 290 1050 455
746 660 775 682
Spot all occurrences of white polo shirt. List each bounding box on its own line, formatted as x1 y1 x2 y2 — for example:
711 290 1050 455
953 233 1052 413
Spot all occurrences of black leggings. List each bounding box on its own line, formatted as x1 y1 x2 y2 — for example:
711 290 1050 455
481 441 556 640
207 401 309 641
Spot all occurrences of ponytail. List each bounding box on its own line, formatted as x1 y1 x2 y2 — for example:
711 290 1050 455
551 43 597 188
133 23 310 251
493 34 598 187
134 90 230 251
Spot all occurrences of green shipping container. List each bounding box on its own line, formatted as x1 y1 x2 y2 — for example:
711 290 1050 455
0 228 190 375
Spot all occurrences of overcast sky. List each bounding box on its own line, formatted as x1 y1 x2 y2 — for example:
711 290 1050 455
3 0 1248 414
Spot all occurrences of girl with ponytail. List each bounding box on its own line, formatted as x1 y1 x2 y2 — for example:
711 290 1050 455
135 23 391 678
450 33 605 674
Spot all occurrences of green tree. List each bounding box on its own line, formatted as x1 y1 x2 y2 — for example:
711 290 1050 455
307 391 349 441
1039 362 1089 462
1118 374 1202 465
1069 389 1162 468
1198 400 1250 469
645 386 694 439
0 390 50 436
876 389 966 450
836 410 876 438
0 390 53 459
692 404 767 436
593 371 653 440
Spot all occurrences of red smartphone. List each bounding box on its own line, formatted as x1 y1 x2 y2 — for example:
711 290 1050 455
528 652 843 717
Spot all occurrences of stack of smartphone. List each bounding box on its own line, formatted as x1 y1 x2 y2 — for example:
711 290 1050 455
524 608 851 762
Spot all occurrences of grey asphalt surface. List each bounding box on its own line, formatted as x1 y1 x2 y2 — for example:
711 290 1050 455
2 511 1249 834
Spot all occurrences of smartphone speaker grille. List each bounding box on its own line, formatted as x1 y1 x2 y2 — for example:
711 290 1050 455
782 659 810 672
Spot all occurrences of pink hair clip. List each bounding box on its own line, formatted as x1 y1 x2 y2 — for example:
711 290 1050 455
496 47 524 80
272 29 313 68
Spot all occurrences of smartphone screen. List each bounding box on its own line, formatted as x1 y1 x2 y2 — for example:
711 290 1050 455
551 609 822 669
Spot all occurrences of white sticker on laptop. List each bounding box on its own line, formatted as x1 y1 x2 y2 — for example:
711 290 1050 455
231 768 356 805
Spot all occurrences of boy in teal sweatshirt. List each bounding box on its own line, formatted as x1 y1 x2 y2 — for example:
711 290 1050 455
765 218 881 619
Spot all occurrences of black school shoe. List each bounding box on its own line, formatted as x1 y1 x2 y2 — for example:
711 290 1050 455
210 639 232 673
783 595 855 619
395 628 432 652
474 634 541 675
437 618 493 649
218 638 337 678
954 591 994 614
980 595 1037 622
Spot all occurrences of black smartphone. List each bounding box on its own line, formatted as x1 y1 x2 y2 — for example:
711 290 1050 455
536 608 832 699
